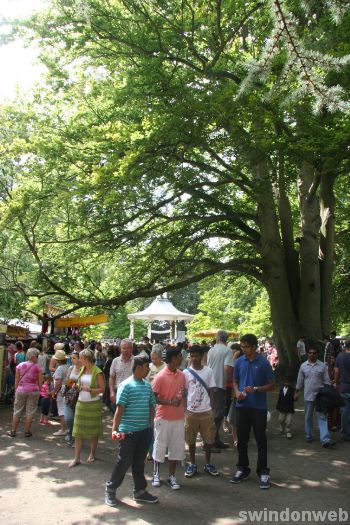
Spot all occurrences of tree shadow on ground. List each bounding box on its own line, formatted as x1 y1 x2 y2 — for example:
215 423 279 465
1 398 350 525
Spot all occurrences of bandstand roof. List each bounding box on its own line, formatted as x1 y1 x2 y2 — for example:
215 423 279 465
127 296 194 322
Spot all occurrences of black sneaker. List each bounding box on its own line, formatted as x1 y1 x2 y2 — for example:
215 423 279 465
230 468 250 483
134 490 159 504
322 441 336 448
259 474 271 489
105 492 118 507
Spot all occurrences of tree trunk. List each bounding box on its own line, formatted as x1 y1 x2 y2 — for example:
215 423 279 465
319 171 336 338
255 161 301 369
297 160 322 340
276 157 300 316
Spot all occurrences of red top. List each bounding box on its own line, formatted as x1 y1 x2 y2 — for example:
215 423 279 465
152 367 186 421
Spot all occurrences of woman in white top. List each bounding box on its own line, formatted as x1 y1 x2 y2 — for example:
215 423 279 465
64 352 81 445
69 350 105 468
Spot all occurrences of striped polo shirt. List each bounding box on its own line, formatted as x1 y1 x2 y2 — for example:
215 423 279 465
117 376 157 432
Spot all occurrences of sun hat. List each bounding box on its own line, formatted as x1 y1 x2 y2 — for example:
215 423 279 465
54 349 67 361
54 342 65 351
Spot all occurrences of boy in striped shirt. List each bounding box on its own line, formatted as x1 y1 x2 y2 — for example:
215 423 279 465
105 355 158 506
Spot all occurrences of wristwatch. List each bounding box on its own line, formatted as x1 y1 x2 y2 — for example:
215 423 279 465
253 386 259 393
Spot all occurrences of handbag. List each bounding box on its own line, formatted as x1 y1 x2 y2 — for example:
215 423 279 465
63 383 79 408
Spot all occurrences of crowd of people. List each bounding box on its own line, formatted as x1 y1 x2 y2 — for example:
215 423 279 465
3 330 350 506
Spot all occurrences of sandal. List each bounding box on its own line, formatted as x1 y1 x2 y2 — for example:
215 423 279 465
8 430 16 437
86 456 96 463
25 431 33 438
68 459 81 468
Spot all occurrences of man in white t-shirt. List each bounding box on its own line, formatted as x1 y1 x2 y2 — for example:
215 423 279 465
109 339 134 412
184 345 218 478
207 330 234 449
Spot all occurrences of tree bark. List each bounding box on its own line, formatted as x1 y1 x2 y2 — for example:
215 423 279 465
255 161 300 368
276 157 300 316
319 171 336 338
297 160 322 340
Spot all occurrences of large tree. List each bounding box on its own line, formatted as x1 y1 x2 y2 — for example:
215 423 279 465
1 0 350 368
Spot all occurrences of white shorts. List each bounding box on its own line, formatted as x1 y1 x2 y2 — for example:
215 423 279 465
152 419 185 463
56 394 65 416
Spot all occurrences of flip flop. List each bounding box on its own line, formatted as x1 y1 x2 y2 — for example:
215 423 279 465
86 456 96 463
25 431 33 438
8 430 16 437
68 459 81 468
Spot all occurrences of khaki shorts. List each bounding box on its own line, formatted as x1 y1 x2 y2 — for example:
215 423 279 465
185 410 215 446
13 391 40 418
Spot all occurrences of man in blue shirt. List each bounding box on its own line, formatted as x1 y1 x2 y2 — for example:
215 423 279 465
231 333 275 489
105 356 158 506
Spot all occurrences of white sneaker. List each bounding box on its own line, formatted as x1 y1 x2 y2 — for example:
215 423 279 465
53 430 66 436
167 475 180 490
286 432 292 439
152 473 160 487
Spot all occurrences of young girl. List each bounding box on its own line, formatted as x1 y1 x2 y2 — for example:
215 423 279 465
14 341 26 366
39 375 53 425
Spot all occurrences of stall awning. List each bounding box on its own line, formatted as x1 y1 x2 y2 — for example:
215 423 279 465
7 325 30 337
56 313 108 328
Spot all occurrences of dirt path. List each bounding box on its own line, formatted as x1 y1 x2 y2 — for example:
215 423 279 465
0 396 349 525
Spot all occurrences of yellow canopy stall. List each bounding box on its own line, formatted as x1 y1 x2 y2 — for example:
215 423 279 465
56 313 108 328
192 329 239 339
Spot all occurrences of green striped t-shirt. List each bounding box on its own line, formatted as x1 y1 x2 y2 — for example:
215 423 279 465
117 376 156 432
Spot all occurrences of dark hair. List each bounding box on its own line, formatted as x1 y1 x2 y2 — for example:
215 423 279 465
164 347 182 364
229 342 241 352
132 355 150 372
15 341 24 351
240 333 258 348
308 346 319 353
76 341 84 350
189 344 204 356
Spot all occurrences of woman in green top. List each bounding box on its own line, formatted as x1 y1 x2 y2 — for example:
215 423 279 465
69 350 105 468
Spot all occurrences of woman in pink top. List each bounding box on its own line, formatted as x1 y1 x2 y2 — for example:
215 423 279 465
9 348 43 438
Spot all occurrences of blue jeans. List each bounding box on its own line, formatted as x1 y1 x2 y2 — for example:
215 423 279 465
304 401 330 444
64 403 75 438
106 427 153 494
340 393 350 440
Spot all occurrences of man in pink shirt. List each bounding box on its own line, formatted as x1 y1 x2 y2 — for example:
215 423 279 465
151 347 187 490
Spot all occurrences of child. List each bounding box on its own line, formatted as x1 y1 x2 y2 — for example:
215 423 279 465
39 375 53 425
276 376 295 439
